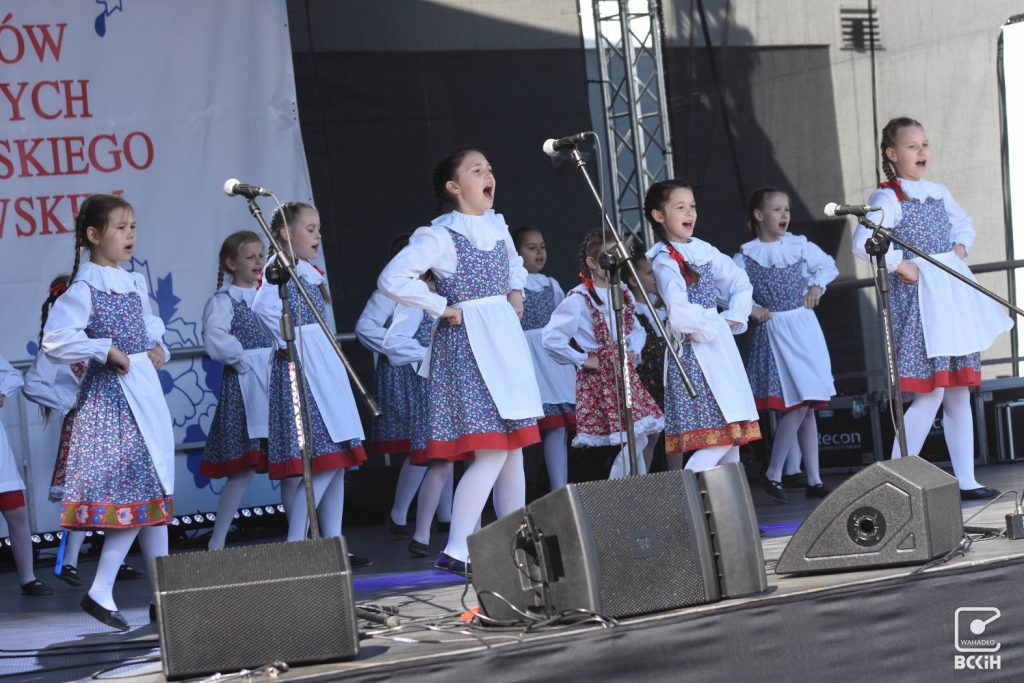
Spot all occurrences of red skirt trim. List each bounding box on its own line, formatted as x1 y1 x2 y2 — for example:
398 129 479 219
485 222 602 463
0 490 25 510
754 397 829 412
199 449 268 478
666 421 762 455
269 444 368 480
538 412 577 432
370 439 412 456
900 368 981 394
415 425 541 464
60 497 174 529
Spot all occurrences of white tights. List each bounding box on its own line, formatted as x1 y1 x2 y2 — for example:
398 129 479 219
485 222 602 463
389 458 427 526
542 427 569 490
766 407 822 486
685 444 740 472
444 449 524 563
413 460 454 545
281 468 347 541
893 386 980 490
2 506 36 584
608 433 649 478
208 467 255 550
89 524 167 611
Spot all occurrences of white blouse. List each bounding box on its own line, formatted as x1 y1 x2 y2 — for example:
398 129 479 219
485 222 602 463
42 262 170 364
542 284 647 369
734 234 839 300
648 237 754 338
251 258 330 349
22 353 80 414
0 353 24 398
202 284 259 368
852 177 976 271
382 304 430 368
354 290 397 356
377 210 528 315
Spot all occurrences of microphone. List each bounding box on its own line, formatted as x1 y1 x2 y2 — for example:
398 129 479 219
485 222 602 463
223 178 272 198
824 202 881 218
542 131 594 157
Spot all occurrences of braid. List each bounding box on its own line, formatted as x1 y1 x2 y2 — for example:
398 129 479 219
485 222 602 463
216 264 224 290
576 230 604 306
319 282 332 305
881 153 897 186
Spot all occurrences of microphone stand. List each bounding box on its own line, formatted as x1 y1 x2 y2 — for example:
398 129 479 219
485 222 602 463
859 215 1024 459
565 146 697 478
243 196 382 540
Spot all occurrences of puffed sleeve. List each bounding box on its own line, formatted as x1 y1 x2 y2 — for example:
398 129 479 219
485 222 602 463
712 252 753 335
803 240 839 295
202 292 245 367
542 294 589 368
382 306 429 368
503 230 528 292
251 263 285 349
627 301 647 358
0 353 24 397
22 354 76 413
549 277 567 306
942 185 976 254
378 227 450 317
42 281 111 364
652 253 717 343
133 273 170 362
852 188 902 271
355 291 397 355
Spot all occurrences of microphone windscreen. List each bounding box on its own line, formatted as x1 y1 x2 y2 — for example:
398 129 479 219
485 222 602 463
223 178 240 196
823 202 839 218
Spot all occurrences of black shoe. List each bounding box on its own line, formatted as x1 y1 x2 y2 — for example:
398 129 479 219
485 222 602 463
409 539 431 557
386 515 412 539
434 552 471 578
117 563 145 580
149 603 157 623
781 473 807 489
433 520 451 534
960 486 1000 500
80 594 129 632
348 553 373 569
805 483 831 499
761 478 787 503
21 579 54 596
56 564 82 587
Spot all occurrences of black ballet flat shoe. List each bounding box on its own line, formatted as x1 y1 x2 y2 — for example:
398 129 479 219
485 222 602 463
117 563 145 580
805 483 832 499
385 516 412 539
960 486 1000 501
348 553 373 569
149 603 157 623
433 520 451 534
80 594 129 632
781 473 807 489
21 579 55 596
56 564 82 587
761 478 787 503
408 539 431 558
434 552 472 578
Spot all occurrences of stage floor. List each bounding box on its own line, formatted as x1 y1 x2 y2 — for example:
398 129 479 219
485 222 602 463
3 461 1024 682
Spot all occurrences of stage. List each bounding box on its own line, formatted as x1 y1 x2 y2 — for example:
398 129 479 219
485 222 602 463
3 462 1023 682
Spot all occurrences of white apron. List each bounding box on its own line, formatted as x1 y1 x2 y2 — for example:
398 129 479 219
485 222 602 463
687 311 760 424
524 328 577 406
117 352 175 495
765 307 836 408
914 252 1014 358
236 347 273 439
420 295 543 420
295 323 365 443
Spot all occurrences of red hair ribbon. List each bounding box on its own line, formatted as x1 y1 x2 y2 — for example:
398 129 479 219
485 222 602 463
666 244 696 284
578 271 595 291
48 282 68 299
879 178 905 202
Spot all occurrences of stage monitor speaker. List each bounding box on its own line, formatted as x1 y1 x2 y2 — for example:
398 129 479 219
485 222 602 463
468 466 766 621
775 456 964 575
698 463 768 597
153 536 359 680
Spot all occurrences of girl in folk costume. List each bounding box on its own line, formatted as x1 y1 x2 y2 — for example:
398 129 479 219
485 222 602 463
354 233 429 538
42 194 174 631
512 226 577 490
734 188 838 502
0 353 54 596
624 249 669 471
644 180 761 472
382 283 454 558
543 230 665 478
201 231 274 549
251 202 368 544
378 148 543 575
852 117 1011 499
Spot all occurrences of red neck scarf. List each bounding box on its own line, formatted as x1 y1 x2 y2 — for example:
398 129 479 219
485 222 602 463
880 178 905 202
666 243 696 284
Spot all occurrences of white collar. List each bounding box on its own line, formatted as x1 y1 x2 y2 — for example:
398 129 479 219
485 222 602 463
431 209 507 233
219 283 258 302
265 255 324 284
739 234 807 268
646 237 717 266
74 261 137 294
893 177 945 201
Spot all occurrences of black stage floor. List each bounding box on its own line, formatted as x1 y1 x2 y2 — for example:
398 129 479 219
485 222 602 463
3 461 1024 682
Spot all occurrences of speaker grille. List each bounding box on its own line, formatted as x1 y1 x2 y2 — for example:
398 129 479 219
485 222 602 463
155 538 358 679
576 473 711 616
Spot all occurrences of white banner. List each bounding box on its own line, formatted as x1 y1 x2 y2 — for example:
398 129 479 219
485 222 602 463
0 1 313 531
